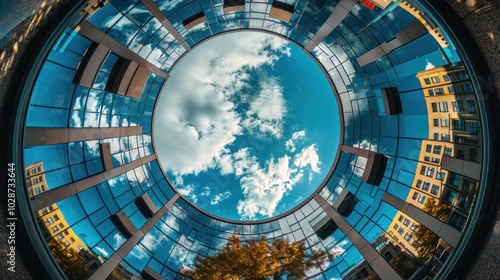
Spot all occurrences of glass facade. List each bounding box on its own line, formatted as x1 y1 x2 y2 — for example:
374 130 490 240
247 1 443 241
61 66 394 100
8 0 489 279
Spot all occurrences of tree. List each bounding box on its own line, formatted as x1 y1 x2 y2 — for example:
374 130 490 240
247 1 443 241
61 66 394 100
189 235 332 280
412 198 452 260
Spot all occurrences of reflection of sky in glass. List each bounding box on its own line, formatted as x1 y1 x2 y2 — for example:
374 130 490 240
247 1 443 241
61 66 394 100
154 31 341 221
18 0 483 278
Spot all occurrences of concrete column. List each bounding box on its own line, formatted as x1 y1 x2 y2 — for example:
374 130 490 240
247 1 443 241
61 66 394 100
382 192 462 247
139 0 190 50
357 20 427 67
305 0 358 52
314 194 403 280
30 154 156 211
78 20 168 79
24 126 143 147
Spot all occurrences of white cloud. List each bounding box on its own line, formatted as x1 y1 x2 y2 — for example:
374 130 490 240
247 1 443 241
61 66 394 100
242 78 287 139
155 32 292 178
113 233 126 249
211 191 231 205
234 151 306 220
200 186 211 197
177 184 198 203
294 144 321 173
285 130 306 152
95 247 109 257
329 239 349 259
425 59 435 70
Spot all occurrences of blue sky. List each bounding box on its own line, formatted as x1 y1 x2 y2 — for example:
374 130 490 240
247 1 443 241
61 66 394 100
154 31 341 220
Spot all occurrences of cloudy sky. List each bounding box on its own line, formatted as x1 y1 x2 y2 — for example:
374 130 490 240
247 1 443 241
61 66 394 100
154 32 340 220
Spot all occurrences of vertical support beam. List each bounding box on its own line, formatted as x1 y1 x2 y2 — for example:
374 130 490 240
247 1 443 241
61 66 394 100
24 126 143 147
441 156 481 181
88 194 180 280
78 20 168 79
99 142 113 171
357 20 428 67
75 43 110 87
382 192 462 247
30 154 157 211
139 0 191 50
305 0 358 52
340 145 387 185
381 87 402 115
314 194 403 280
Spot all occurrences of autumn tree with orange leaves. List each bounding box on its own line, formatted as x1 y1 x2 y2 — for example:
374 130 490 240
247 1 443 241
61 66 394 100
189 235 332 280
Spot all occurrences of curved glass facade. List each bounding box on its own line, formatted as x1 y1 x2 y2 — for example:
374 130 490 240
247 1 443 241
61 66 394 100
11 0 488 279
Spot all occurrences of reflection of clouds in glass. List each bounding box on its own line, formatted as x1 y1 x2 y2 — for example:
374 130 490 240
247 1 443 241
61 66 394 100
351 140 378 177
113 232 126 249
95 246 109 257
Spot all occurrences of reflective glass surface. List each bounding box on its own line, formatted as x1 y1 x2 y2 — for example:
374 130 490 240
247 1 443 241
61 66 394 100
19 0 486 279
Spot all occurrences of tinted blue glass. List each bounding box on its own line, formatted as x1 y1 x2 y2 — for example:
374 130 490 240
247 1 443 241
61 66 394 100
71 218 101 247
90 207 110 226
88 4 121 32
44 167 73 189
71 163 87 181
31 62 75 108
98 182 119 213
26 106 69 127
78 188 104 214
24 144 68 171
58 195 86 225
95 217 115 236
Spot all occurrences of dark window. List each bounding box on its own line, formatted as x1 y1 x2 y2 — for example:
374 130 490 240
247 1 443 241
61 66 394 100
470 148 478 162
457 149 465 159
444 147 452 156
470 122 479 134
426 144 432 152
431 185 440 195
435 88 444 95
423 182 430 191
467 100 476 113
452 120 465 130
456 71 469 80
461 83 473 92
449 173 461 187
424 78 431 84
452 101 463 112
432 103 438 112
433 119 439 126
433 145 442 154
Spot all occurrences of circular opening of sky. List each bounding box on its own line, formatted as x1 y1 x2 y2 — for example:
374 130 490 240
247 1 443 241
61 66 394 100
154 31 340 221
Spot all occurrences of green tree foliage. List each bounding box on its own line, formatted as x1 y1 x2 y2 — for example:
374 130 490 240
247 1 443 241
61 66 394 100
413 198 452 260
190 235 332 280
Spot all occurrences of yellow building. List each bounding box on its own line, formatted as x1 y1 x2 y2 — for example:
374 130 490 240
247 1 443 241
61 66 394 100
417 65 480 147
25 161 47 198
26 163 89 255
388 64 481 259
